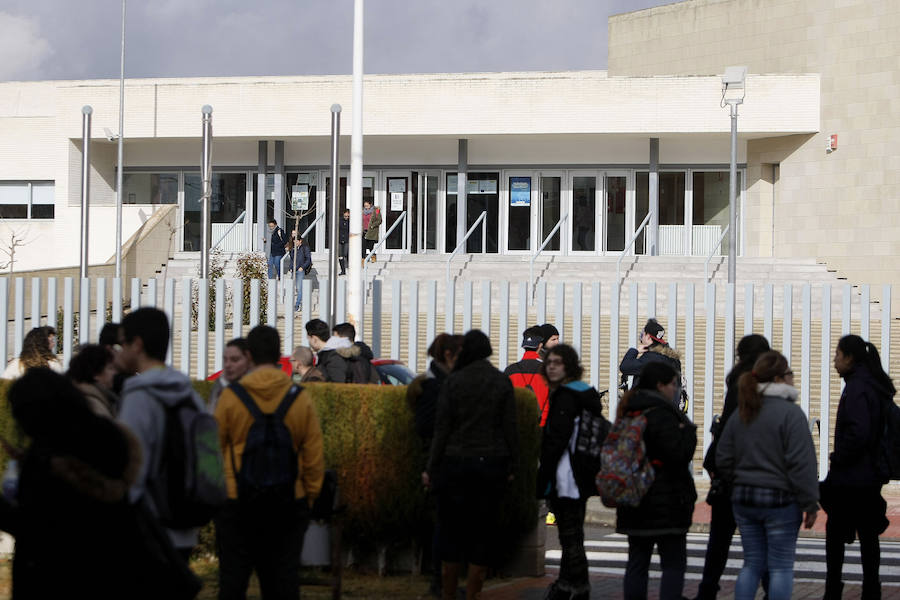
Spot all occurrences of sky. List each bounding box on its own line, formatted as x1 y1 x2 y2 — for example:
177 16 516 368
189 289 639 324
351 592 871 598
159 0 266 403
0 0 674 82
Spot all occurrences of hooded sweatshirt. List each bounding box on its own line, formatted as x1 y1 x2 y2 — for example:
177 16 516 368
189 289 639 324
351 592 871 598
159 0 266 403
316 336 352 383
117 365 205 549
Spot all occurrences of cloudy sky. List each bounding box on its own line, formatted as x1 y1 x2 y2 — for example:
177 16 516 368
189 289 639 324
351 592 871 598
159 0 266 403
0 0 673 82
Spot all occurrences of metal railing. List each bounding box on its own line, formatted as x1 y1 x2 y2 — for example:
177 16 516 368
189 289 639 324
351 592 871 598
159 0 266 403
364 211 407 295
704 225 730 283
529 213 568 302
211 211 246 250
444 211 487 285
615 212 652 284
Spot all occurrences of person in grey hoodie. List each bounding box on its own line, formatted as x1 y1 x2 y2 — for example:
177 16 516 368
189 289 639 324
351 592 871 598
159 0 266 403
116 307 206 559
716 350 819 600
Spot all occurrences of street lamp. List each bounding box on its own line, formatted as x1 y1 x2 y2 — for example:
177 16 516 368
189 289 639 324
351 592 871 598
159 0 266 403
115 0 126 280
721 66 746 287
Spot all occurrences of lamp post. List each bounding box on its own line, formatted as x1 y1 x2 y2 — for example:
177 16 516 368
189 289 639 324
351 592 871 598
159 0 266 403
115 0 126 280
200 105 213 280
722 66 747 347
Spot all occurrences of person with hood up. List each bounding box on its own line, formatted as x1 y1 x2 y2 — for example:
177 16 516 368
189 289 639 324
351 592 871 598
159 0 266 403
305 318 351 383
615 360 697 600
116 307 207 558
67 343 120 418
620 318 683 401
821 335 893 600
536 344 605 600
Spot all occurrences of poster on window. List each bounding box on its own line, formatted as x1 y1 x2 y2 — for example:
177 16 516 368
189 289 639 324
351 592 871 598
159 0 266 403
388 179 407 193
391 192 404 211
291 185 309 211
509 177 531 207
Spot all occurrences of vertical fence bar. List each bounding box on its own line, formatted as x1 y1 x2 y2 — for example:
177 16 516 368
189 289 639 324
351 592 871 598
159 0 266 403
112 277 123 323
572 282 583 357
391 280 402 360
63 278 74 369
629 282 638 351
536 281 547 324
336 279 347 323
146 278 158 308
744 283 754 336
267 279 278 328
232 279 244 340
609 282 621 418
371 279 382 356
14 278 24 356
318 279 330 322
79 278 90 345
555 283 565 342
300 279 311 332
499 281 510 370
427 281 437 351
782 284 793 363
481 281 491 336
197 279 209 380
703 283 716 458
724 283 735 381
131 278 141 310
842 284 852 336
30 278 41 330
463 281 473 332
215 279 225 372
445 279 455 334
646 282 656 319
249 280 260 329
96 278 107 337
800 284 811 416
164 278 175 366
0 279 8 364
685 283 696 420
860 284 870 341
284 282 295 357
409 280 419 372
881 285 892 372
47 278 57 334
181 278 192 375
518 282 528 339
820 284 832 478
764 283 774 343
666 283 677 351
590 283 600 390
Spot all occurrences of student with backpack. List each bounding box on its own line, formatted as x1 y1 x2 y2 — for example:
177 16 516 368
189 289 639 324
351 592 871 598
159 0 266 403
214 325 325 600
536 344 607 600
117 307 220 560
610 361 697 600
821 335 894 600
504 326 551 426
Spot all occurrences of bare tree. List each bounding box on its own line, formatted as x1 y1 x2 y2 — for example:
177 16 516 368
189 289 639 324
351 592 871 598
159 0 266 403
0 227 31 276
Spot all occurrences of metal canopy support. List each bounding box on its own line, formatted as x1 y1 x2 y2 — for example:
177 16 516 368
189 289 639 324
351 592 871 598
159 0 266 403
648 138 659 257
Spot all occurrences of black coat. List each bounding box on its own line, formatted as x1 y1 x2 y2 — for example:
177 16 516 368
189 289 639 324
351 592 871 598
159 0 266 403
339 218 350 244
316 348 349 383
406 363 451 446
615 390 697 536
619 344 682 390
537 382 605 499
828 365 892 486
702 365 746 476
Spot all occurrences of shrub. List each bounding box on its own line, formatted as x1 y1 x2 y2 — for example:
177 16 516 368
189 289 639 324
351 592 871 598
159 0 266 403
235 252 268 325
192 249 227 331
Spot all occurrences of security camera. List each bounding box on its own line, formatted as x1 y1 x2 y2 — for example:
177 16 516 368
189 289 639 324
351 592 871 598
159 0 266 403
103 127 119 142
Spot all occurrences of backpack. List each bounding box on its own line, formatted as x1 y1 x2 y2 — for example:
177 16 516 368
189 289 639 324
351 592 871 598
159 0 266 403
876 395 900 481
347 354 379 384
229 382 301 503
565 385 611 496
596 408 656 508
151 394 227 529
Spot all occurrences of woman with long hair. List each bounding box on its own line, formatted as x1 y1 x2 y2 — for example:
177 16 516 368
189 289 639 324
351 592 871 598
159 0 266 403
3 326 62 379
536 344 604 600
615 361 697 600
822 335 893 599
694 334 770 599
716 351 819 600
424 330 518 600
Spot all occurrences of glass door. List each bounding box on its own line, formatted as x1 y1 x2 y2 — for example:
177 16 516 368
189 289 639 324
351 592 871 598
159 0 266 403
416 171 441 253
635 172 686 255
184 171 248 252
286 172 319 250
323 171 376 253
604 172 628 253
383 171 410 253
569 171 599 254
505 171 533 254
460 172 500 254
538 172 563 253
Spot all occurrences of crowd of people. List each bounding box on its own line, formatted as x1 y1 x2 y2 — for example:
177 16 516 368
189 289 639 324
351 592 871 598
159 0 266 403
0 309 893 600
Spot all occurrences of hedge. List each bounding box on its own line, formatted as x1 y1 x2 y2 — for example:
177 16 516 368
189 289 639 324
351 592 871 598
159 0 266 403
0 380 541 558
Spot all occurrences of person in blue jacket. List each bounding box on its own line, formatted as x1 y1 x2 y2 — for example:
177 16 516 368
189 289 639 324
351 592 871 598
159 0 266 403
288 234 312 313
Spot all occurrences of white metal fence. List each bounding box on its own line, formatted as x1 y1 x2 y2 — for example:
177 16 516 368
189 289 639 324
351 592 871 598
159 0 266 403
2 275 896 479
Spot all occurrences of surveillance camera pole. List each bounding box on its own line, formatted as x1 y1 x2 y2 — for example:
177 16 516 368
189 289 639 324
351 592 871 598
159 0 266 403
80 106 93 279
200 105 213 280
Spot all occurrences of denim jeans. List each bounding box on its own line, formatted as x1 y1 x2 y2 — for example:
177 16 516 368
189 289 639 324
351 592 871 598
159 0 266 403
293 270 305 310
267 254 283 279
732 502 801 600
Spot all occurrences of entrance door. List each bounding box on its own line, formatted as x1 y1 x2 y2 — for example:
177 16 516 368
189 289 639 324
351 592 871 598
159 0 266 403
538 173 563 253
184 171 248 252
635 171 686 255
383 172 410 253
464 172 500 254
416 171 441 253
505 171 533 253
569 171 599 254
323 171 376 253
604 172 628 253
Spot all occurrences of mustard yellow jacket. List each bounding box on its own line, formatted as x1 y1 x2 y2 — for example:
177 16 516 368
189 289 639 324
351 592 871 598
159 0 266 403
214 365 325 502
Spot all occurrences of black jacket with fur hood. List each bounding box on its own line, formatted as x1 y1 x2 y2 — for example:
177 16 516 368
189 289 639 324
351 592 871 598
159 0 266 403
619 343 683 390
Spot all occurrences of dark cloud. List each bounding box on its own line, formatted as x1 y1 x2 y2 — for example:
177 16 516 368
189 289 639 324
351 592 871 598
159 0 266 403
0 0 670 81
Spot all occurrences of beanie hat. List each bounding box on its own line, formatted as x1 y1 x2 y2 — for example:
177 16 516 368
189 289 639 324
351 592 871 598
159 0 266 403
643 318 665 343
539 323 560 342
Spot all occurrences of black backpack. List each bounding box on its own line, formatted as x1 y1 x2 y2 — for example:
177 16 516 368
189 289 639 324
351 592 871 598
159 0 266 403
228 382 301 503
876 395 900 481
563 382 611 495
151 394 227 529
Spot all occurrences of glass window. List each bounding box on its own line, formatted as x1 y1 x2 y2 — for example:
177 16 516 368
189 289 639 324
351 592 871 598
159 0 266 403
635 172 686 254
447 172 499 253
122 172 178 204
31 182 54 219
692 171 741 255
507 176 531 251
572 176 596 252
0 182 54 219
184 172 247 252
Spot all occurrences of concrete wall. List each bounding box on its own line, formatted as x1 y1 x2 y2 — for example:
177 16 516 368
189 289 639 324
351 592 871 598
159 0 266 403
608 0 900 289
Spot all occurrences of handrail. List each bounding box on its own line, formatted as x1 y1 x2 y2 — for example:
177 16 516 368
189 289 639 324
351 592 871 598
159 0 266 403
615 212 652 284
703 225 730 283
529 213 569 302
281 212 327 280
364 211 407 293
211 210 245 250
444 211 487 285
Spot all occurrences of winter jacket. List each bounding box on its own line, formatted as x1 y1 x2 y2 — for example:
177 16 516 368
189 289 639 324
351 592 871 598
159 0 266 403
615 389 697 536
298 367 326 383
287 242 312 272
407 362 451 445
716 383 819 513
702 364 749 476
269 226 288 257
339 217 349 244
504 350 550 426
364 208 382 241
343 341 380 384
427 359 519 477
75 381 119 418
828 365 892 486
537 381 605 500
117 365 205 549
316 336 352 383
214 365 324 503
619 344 683 390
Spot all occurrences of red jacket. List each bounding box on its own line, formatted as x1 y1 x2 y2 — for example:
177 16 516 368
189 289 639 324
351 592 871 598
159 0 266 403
503 351 550 426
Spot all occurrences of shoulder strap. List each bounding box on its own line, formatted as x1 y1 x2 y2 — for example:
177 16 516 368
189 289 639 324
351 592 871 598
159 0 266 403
274 384 301 420
229 382 264 421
